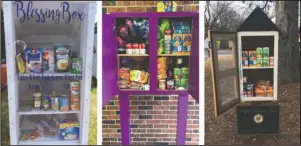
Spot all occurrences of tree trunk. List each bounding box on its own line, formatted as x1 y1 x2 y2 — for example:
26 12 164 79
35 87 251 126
275 1 300 84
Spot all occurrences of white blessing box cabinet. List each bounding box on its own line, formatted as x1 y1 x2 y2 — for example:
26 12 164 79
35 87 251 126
2 1 96 145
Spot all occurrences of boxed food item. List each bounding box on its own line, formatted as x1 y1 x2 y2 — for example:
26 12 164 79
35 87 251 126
25 48 43 73
129 70 149 84
172 34 183 52
55 45 70 72
256 57 263 67
59 95 70 112
72 58 82 74
51 97 59 110
242 51 248 67
42 49 55 73
248 51 257 67
58 120 80 140
256 47 263 58
183 34 192 52
119 68 130 81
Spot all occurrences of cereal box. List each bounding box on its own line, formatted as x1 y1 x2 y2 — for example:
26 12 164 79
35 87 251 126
25 48 43 73
59 121 79 140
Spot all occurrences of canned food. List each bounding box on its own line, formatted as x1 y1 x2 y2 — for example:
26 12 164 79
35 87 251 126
51 97 59 110
173 68 181 79
33 92 42 108
159 79 166 90
41 95 51 111
181 68 189 79
180 78 188 89
70 82 80 96
175 79 181 88
269 57 274 66
262 57 269 67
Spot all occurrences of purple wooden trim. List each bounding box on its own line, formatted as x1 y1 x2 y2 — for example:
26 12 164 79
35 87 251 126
188 14 200 103
102 14 119 106
149 16 158 92
119 93 131 145
176 93 189 145
109 12 198 18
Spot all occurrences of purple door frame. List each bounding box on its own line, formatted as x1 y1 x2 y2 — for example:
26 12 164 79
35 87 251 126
102 12 199 145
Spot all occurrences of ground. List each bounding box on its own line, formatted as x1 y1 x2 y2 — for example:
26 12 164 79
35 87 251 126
1 88 97 145
205 58 300 145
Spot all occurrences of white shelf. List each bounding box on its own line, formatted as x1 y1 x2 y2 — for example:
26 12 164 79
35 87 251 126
241 96 277 101
18 73 82 80
19 136 79 145
18 110 80 115
242 67 274 69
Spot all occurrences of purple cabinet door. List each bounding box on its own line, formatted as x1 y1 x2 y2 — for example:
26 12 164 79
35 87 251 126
102 14 119 106
188 13 199 102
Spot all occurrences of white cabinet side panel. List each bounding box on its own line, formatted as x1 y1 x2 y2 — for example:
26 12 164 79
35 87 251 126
274 33 279 100
79 3 96 145
3 1 19 145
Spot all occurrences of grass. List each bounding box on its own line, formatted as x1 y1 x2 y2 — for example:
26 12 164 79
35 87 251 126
1 88 97 145
205 57 300 145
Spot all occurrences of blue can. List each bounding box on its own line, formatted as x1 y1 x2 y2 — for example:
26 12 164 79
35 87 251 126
59 95 70 112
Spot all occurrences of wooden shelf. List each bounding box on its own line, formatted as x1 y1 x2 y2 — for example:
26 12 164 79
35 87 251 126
158 53 190 57
18 109 80 115
118 54 149 57
242 66 274 69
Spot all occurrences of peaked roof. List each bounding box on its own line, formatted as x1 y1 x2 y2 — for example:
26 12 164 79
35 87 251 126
237 7 279 32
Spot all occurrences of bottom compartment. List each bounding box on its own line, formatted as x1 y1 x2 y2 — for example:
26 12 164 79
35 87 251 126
19 114 80 145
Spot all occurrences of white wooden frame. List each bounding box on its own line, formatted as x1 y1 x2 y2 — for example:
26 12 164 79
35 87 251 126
2 1 96 145
237 31 278 101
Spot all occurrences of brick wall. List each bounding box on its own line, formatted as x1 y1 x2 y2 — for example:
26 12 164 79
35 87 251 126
102 1 199 145
103 1 199 13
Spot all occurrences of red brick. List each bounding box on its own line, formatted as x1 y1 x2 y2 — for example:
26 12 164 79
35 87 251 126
107 115 120 120
107 7 127 13
130 106 138 110
111 142 122 145
132 129 146 133
154 115 169 119
102 125 108 128
132 137 147 141
193 120 199 124
188 106 198 110
161 138 176 141
136 1 154 6
130 96 137 100
169 96 178 100
103 1 116 6
103 116 107 120
169 125 177 128
154 106 169 110
103 133 110 137
145 7 157 12
187 125 198 128
130 115 138 119
154 134 169 137
131 110 147 114
163 111 177 114
103 129 116 133
169 106 178 110
131 120 146 124
131 133 139 137
103 111 115 115
162 120 177 124
131 101 146 105
162 101 177 105
146 101 162 105
169 115 178 119
188 115 199 119
147 137 160 141
147 111 163 114
116 1 136 6
106 105 119 110
154 125 168 128
187 111 194 115
138 125 153 128
109 133 121 138
162 129 176 133
186 129 193 133
187 120 193 124
138 96 153 100
147 120 160 124
102 142 111 145
109 125 120 128
147 129 162 133
140 134 154 137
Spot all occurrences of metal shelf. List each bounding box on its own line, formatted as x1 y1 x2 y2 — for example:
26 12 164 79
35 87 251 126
18 73 82 80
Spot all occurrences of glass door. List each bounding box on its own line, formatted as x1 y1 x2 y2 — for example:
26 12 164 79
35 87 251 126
209 31 240 116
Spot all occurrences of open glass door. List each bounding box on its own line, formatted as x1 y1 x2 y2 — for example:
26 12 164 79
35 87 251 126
209 31 240 116
102 14 119 106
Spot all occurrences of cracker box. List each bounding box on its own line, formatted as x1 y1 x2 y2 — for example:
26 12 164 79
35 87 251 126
59 121 80 140
242 51 249 67
183 34 192 52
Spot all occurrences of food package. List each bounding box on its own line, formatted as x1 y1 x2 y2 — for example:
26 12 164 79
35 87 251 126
70 82 80 96
119 68 130 81
157 57 167 79
242 51 248 67
263 57 269 67
72 58 82 74
183 34 192 52
248 51 257 67
25 48 43 73
255 87 266 97
256 57 263 67
59 121 80 140
55 45 70 72
172 34 183 52
130 70 149 84
16 53 26 73
262 47 269 57
139 71 149 84
59 96 70 112
256 47 263 58
119 80 130 89
42 49 55 73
